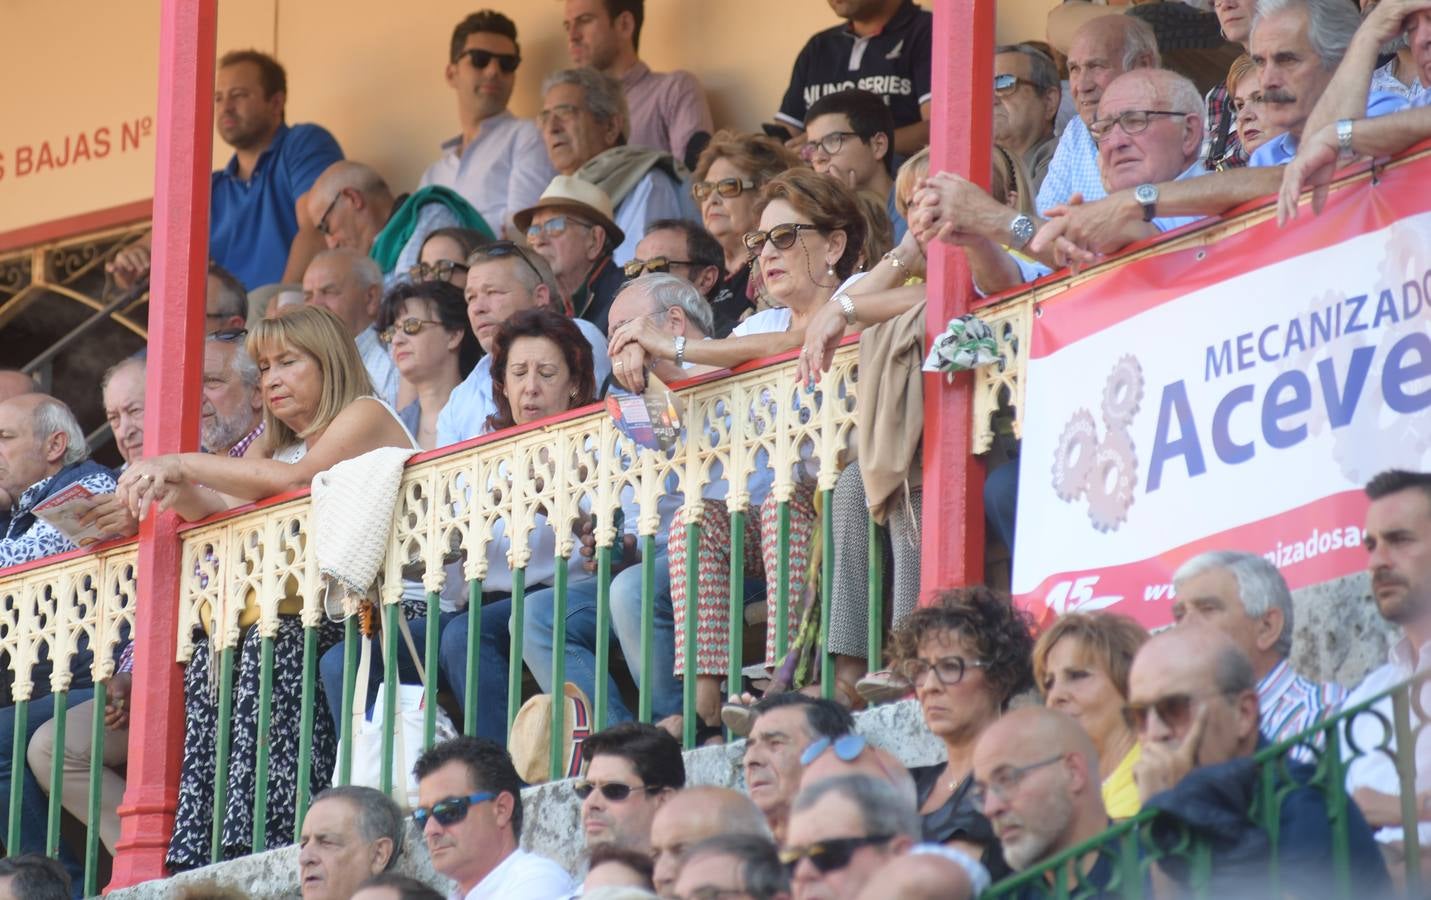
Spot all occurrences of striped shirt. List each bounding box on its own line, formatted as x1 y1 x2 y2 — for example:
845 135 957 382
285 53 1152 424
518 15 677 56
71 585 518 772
1259 658 1345 761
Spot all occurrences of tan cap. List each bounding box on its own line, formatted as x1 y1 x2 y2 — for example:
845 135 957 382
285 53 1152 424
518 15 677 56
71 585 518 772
512 175 626 247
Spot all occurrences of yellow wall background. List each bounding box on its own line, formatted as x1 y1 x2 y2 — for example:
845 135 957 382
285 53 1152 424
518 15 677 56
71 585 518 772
0 0 1055 237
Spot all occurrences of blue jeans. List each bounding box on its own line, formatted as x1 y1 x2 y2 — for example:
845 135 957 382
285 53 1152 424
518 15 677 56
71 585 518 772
1 687 94 888
523 577 633 723
437 598 513 743
318 613 460 734
608 550 682 719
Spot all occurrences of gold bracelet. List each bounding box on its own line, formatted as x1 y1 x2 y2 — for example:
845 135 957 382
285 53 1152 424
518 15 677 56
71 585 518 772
882 249 906 271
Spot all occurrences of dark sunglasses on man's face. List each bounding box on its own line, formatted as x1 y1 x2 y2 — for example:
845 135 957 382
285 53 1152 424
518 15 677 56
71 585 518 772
409 259 469 283
1121 690 1231 733
742 222 820 255
572 780 660 802
623 256 695 278
778 834 894 876
411 791 494 828
212 328 248 343
461 48 520 73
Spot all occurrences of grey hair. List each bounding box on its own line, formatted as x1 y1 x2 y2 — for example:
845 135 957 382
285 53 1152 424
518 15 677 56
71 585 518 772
1174 550 1294 658
542 67 631 142
996 43 1061 93
206 333 261 389
1252 0 1361 69
1213 637 1258 696
1121 17 1162 70
100 356 145 396
311 785 405 868
681 833 789 900
792 774 921 841
628 273 715 336
1145 68 1207 121
32 397 87 466
313 247 384 294
468 243 562 301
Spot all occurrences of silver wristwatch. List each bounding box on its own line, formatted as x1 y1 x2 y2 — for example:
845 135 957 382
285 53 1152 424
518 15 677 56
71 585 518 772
1336 119 1355 161
834 292 857 325
674 334 687 368
1134 183 1159 222
1008 214 1036 249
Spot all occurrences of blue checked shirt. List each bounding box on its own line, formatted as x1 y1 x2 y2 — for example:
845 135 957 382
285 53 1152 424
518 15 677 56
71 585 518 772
1036 116 1106 215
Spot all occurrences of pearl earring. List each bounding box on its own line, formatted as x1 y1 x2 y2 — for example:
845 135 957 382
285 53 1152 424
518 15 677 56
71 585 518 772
826 264 835 276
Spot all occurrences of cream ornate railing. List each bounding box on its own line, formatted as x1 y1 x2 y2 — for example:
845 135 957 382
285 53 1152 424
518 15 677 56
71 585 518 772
0 222 152 339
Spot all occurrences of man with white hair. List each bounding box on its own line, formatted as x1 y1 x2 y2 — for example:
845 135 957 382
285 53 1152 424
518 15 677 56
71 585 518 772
782 774 920 900
101 357 146 470
302 248 400 407
1173 550 1344 752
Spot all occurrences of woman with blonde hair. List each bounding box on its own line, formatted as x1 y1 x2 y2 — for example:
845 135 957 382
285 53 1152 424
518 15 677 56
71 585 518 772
1032 611 1150 819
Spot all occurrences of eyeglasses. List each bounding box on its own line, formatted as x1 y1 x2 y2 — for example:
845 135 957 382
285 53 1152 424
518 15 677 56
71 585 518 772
526 215 592 242
379 317 445 344
538 103 583 129
1089 109 1188 143
692 177 758 201
799 131 862 162
892 655 988 687
460 48 520 73
409 259 469 283
993 73 1040 96
212 328 248 343
800 733 867 767
778 834 894 875
742 223 820 254
572 780 662 802
1122 690 1234 734
969 754 1065 808
411 791 494 828
315 191 346 237
623 256 696 278
470 240 546 286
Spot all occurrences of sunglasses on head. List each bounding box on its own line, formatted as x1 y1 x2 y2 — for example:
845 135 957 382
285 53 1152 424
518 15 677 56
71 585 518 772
742 222 820 254
778 834 894 876
572 780 661 802
409 259 469 283
800 733 866 767
691 177 757 201
460 48 520 73
411 791 494 828
472 240 545 285
379 317 444 344
622 256 695 278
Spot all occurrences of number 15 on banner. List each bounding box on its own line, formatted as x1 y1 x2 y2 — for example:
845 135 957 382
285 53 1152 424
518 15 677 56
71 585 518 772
1043 576 1123 615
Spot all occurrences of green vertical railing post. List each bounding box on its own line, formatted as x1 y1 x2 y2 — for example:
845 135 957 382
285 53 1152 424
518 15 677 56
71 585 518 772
464 579 483 736
83 681 107 897
294 625 318 841
1322 720 1351 900
424 591 441 749
6 698 26 851
726 511 746 716
337 618 358 786
43 689 68 856
251 635 275 853
1118 826 1143 900
380 603 399 797
1393 685 1423 895
507 569 527 738
211 645 236 863
549 561 569 782
866 517 885 672
638 535 655 723
819 491 834 699
594 546 613 730
1257 755 1280 896
774 502 792 661
682 521 700 749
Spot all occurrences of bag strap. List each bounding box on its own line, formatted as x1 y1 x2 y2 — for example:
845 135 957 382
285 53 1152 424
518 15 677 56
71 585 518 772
395 612 428 691
353 631 373 725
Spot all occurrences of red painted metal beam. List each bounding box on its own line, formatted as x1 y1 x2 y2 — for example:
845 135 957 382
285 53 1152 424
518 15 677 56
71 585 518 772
919 0 995 599
110 0 216 888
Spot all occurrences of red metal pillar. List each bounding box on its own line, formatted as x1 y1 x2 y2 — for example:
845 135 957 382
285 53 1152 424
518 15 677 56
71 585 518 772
919 0 995 598
110 0 216 888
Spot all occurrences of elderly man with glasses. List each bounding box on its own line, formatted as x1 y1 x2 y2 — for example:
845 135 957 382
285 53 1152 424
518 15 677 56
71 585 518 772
782 774 920 900
514 175 627 333
993 44 1063 196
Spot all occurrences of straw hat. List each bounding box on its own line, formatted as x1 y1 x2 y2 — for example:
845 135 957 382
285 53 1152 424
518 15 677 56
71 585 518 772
512 175 626 246
508 682 593 785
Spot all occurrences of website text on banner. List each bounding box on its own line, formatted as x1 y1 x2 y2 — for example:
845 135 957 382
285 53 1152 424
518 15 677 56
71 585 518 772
1012 156 1431 629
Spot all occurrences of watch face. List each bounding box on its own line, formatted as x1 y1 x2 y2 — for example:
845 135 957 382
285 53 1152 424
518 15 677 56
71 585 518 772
1011 215 1036 243
1135 184 1158 204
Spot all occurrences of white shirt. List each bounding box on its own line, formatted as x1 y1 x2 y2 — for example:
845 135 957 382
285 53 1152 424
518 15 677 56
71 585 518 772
357 324 400 408
1341 634 1431 844
452 847 574 900
421 112 555 239
610 169 699 265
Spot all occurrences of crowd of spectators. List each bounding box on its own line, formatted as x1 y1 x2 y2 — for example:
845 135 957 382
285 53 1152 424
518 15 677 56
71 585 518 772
2 0 1431 896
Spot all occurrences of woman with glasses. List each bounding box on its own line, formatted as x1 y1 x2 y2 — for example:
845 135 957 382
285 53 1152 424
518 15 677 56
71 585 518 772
688 131 803 336
115 305 419 869
885 586 1035 879
379 280 481 450
412 226 490 289
1031 611 1149 820
609 168 867 742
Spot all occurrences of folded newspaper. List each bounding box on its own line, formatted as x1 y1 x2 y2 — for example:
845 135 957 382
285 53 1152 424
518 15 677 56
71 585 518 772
606 371 685 451
31 482 109 548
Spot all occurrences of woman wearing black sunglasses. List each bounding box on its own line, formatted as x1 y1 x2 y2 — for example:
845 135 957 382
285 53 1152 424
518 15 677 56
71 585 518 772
608 168 867 741
378 279 481 450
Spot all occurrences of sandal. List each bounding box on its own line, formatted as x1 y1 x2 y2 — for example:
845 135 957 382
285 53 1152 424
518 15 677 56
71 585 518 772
855 669 913 706
720 698 758 737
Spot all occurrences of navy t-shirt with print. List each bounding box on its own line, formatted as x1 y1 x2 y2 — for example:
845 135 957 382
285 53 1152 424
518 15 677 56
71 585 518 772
776 0 933 132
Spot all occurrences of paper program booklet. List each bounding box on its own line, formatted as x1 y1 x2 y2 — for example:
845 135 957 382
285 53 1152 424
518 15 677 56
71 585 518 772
31 483 109 548
606 371 685 452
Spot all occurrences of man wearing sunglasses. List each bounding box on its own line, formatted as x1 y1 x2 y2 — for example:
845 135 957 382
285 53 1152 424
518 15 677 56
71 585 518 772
672 832 791 900
802 90 906 242
783 773 919 900
411 736 573 899
577 722 685 856
993 45 1062 196
1127 626 1389 894
631 220 725 312
421 11 555 241
513 176 626 334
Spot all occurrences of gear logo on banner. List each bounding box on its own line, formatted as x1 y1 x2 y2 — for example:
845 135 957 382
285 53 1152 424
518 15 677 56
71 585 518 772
1051 355 1143 532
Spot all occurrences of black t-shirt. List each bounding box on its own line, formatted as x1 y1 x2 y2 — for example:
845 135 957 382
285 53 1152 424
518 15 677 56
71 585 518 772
776 0 933 132
709 265 754 338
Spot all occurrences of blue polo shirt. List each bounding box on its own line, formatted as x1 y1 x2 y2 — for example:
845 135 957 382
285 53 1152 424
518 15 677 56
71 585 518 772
210 122 343 290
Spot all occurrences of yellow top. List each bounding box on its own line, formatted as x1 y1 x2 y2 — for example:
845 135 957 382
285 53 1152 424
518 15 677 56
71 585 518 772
1102 743 1142 820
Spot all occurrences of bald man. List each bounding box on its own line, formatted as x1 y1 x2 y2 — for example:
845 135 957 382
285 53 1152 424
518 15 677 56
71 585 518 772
972 708 1112 888
1128 626 1389 894
852 850 979 900
649 787 769 897
306 160 490 287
